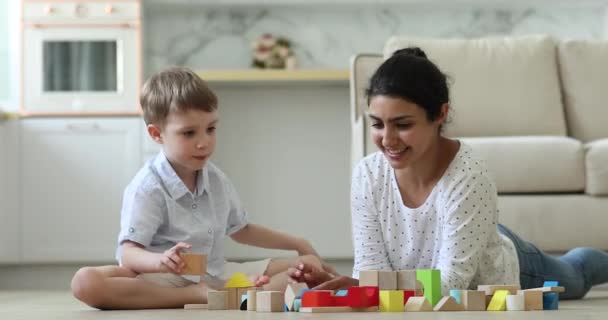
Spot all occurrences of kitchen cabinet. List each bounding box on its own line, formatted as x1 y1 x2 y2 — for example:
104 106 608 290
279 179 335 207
0 120 20 263
19 118 141 262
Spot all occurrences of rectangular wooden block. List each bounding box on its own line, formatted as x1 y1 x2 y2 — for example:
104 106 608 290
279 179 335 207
477 284 521 295
226 287 239 309
181 253 207 276
416 269 441 307
256 291 284 312
359 270 379 287
378 271 397 290
300 306 379 313
284 283 308 311
461 290 486 311
246 290 257 311
396 270 417 290
208 290 228 310
506 294 525 311
523 286 565 293
517 290 543 311
543 292 559 310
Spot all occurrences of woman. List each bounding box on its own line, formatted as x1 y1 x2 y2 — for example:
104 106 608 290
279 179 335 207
289 47 608 299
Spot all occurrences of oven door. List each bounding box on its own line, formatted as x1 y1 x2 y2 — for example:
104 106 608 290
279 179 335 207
23 25 139 114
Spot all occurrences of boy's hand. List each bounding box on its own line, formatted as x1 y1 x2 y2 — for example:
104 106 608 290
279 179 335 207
159 242 191 274
287 260 334 288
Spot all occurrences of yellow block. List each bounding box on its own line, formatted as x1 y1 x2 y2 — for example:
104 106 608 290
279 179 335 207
225 272 254 288
379 290 404 312
487 290 509 311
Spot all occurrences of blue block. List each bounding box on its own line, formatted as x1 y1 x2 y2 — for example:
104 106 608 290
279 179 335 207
293 298 302 312
335 290 348 296
543 292 559 310
543 281 559 287
449 289 461 304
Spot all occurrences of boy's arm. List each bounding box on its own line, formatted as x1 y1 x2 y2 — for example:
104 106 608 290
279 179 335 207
121 240 191 274
230 223 318 256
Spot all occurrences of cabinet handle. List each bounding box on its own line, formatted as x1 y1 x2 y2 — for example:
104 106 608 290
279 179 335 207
65 123 101 132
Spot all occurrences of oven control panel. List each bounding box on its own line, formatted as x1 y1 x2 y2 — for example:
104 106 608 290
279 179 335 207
23 1 140 23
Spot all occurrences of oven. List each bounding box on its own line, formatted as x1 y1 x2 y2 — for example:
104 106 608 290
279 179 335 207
22 0 141 114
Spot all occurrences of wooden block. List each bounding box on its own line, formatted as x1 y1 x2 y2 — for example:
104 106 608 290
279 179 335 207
433 296 464 311
523 286 565 293
293 298 302 312
237 287 255 305
506 294 525 311
517 290 543 311
415 280 424 296
404 296 432 312
246 290 257 311
359 270 379 287
416 269 442 307
284 283 308 311
477 284 521 295
181 253 207 275
543 281 559 287
347 286 379 308
225 272 254 288
208 290 228 310
449 289 461 304
300 306 378 313
487 290 509 311
301 290 334 307
184 304 208 309
396 270 417 290
543 292 559 310
226 287 239 309
461 290 486 311
256 291 284 312
403 290 415 305
379 290 404 312
378 271 397 290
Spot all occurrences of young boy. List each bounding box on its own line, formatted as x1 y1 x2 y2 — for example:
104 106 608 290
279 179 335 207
71 67 329 309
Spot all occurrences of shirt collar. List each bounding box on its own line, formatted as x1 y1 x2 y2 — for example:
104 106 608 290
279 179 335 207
153 151 209 199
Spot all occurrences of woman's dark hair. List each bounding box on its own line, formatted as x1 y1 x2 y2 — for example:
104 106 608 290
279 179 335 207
366 47 449 123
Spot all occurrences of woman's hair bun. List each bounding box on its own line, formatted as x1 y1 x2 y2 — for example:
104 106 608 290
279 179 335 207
392 47 427 59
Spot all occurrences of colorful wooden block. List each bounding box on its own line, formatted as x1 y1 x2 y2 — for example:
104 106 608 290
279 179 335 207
543 292 559 310
284 283 308 311
379 290 404 312
487 290 509 311
396 270 417 290
293 298 302 312
225 272 254 288
449 289 461 304
181 253 207 275
477 284 521 295
403 290 415 305
517 290 543 311
433 296 464 311
461 290 486 311
256 291 284 312
347 286 379 307
416 269 441 306
208 290 228 310
543 281 559 287
404 296 432 312
301 290 334 307
299 306 379 313
506 294 525 311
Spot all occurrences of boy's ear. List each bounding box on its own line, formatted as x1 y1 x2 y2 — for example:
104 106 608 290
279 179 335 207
147 124 163 144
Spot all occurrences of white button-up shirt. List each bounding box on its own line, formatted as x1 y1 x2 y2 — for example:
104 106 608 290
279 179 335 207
116 152 248 278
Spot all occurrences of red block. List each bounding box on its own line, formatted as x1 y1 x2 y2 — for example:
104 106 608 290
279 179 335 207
333 295 349 306
347 286 379 307
404 290 415 304
301 290 334 307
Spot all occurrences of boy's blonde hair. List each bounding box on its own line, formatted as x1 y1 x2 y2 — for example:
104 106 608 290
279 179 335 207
140 67 218 126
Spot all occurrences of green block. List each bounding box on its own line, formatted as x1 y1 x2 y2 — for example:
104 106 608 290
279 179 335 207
416 269 441 307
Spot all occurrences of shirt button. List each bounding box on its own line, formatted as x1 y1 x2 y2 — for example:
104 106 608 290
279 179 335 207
208 228 213 234
192 204 197 209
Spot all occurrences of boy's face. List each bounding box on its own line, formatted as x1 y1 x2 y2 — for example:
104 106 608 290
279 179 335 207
148 109 218 175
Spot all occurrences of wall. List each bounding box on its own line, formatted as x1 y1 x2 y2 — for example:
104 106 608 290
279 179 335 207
144 3 604 74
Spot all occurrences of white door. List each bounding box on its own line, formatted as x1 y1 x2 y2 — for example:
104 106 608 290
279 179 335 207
0 120 20 263
20 118 141 262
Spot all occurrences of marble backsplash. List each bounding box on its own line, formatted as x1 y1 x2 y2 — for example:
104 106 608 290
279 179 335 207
143 4 605 73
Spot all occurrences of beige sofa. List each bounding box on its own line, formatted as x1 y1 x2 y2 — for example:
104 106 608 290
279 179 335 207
350 35 608 252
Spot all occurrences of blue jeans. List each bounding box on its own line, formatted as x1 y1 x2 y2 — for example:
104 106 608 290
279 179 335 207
498 224 608 299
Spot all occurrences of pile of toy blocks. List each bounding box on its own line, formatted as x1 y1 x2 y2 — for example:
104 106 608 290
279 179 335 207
185 267 564 312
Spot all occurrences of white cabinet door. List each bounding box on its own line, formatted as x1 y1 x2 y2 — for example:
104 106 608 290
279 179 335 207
0 120 20 263
20 118 141 263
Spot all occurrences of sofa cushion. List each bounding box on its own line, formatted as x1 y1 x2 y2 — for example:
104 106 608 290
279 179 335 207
558 40 608 142
461 136 585 193
383 35 567 138
585 139 608 196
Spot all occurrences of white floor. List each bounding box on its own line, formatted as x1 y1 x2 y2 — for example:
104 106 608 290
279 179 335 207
1 289 607 320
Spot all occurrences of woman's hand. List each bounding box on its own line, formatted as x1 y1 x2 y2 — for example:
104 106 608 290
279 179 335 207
158 242 191 274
